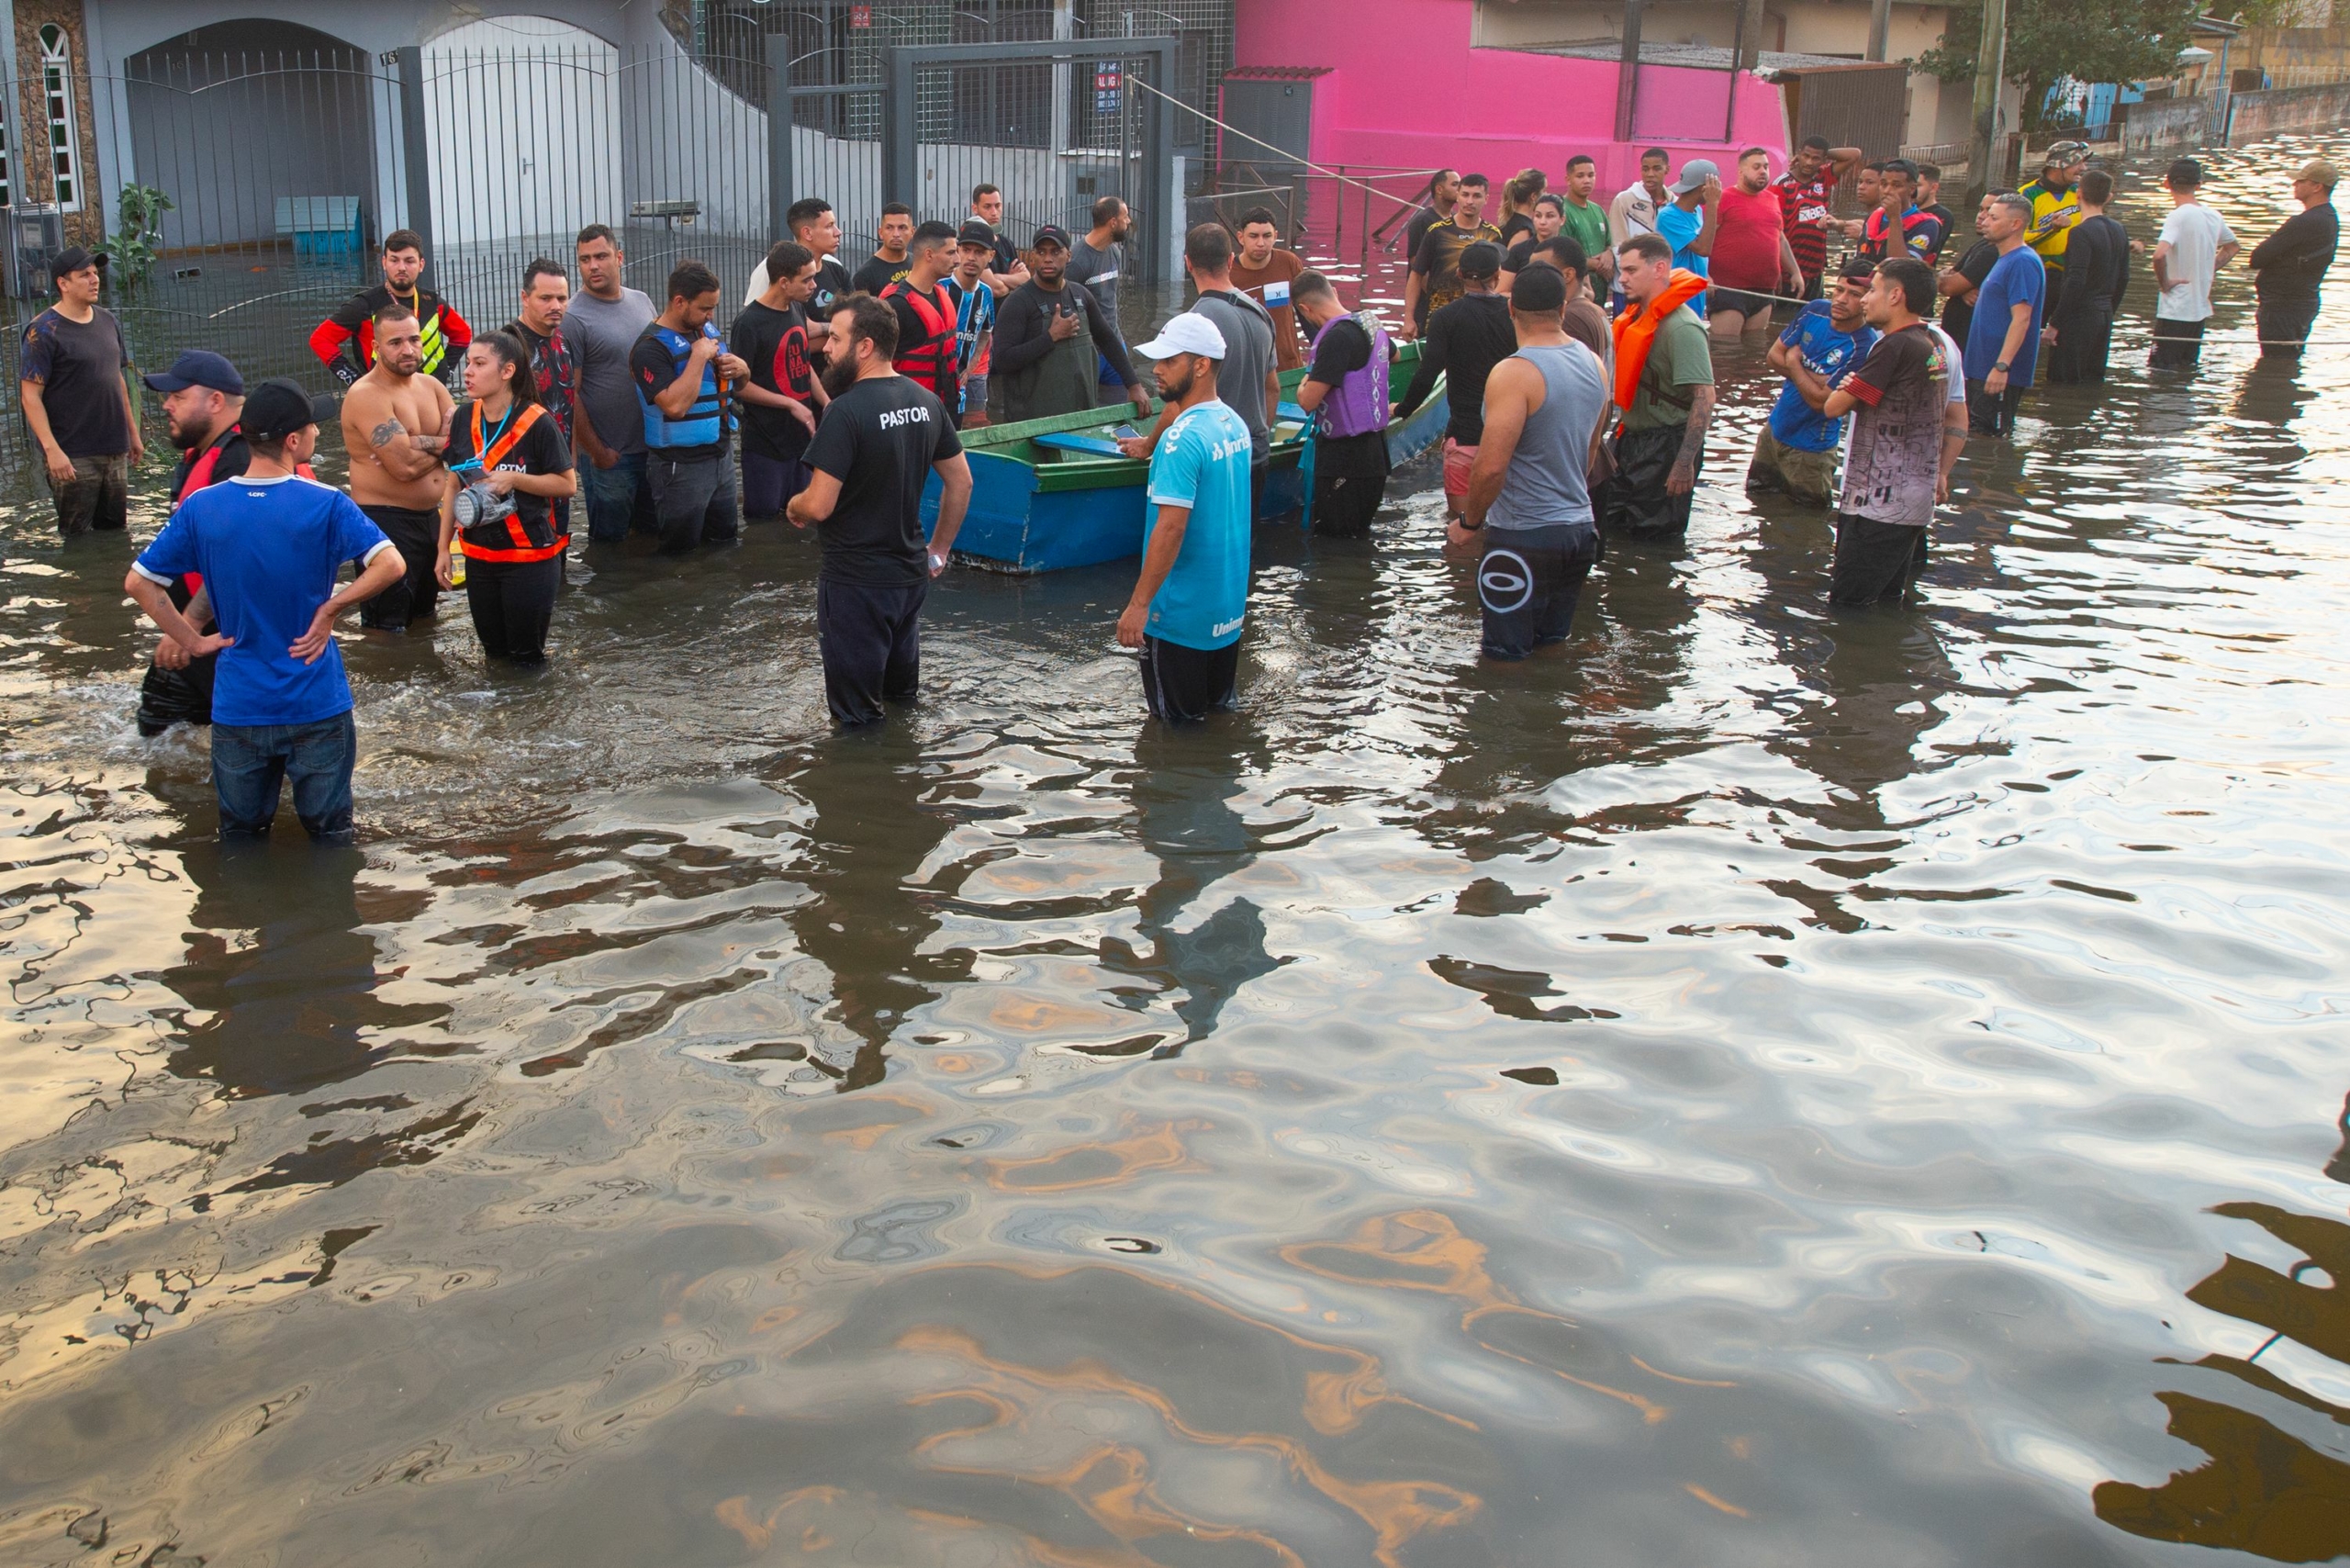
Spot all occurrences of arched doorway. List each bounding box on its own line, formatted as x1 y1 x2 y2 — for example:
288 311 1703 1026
422 17 622 258
124 21 389 252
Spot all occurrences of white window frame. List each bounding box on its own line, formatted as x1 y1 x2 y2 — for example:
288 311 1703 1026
39 24 84 213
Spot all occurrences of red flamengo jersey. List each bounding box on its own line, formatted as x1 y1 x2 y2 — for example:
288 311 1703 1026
1775 172 1839 279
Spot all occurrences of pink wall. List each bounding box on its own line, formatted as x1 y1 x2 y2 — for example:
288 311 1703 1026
1233 0 1789 195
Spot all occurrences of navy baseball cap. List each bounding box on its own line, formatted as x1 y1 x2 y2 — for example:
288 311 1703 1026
144 350 245 397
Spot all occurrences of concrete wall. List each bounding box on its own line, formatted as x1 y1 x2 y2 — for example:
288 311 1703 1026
2120 95 2213 151
2223 79 2350 143
1470 0 1963 151
1235 0 1787 195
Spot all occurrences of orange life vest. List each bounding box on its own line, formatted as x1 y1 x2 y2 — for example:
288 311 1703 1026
1609 269 1711 412
453 401 568 564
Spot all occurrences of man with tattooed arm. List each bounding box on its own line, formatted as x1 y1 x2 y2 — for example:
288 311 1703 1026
341 306 454 632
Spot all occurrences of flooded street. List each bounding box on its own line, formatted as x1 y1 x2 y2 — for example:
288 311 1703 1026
4 141 2348 1565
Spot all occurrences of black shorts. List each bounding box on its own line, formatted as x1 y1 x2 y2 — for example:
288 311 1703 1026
1138 636 1239 725
1707 286 1774 319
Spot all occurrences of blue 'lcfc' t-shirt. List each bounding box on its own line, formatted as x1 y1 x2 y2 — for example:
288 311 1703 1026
133 475 392 727
1769 302 1877 452
1143 400 1253 650
1964 246 2048 389
1655 201 1710 318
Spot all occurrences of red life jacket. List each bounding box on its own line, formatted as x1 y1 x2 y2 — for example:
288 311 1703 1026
171 425 318 601
882 280 957 399
453 402 569 563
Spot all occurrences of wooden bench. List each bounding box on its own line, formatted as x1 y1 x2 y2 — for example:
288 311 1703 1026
274 196 363 260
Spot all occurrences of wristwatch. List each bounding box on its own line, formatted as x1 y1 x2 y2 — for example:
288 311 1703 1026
1992 360 2011 373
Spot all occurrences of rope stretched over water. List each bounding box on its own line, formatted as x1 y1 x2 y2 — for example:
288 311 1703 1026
1123 74 1416 207
1618 279 2343 348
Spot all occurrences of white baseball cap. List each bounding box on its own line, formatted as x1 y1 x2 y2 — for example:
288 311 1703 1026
1134 311 1227 361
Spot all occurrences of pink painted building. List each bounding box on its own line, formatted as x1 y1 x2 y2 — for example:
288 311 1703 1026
1230 0 1793 195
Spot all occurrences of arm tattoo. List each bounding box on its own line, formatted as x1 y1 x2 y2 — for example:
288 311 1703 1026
1675 388 1717 466
370 416 406 449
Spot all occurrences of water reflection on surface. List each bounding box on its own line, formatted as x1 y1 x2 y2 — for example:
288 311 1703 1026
2 141 2348 1564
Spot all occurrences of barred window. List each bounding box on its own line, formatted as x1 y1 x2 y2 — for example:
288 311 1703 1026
40 24 84 211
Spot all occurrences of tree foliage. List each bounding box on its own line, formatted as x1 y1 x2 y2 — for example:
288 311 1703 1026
1914 0 2204 130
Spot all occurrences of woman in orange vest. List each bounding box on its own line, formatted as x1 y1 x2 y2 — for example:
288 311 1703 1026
435 332 576 666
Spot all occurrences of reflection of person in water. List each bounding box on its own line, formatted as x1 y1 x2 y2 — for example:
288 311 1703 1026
164 842 441 1100
1103 722 1286 1056
2092 1092 2350 1560
781 732 961 1089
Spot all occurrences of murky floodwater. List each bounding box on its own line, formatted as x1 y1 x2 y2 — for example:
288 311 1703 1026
4 140 2348 1566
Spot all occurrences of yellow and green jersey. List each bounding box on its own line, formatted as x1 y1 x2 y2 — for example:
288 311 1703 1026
2020 177 2083 265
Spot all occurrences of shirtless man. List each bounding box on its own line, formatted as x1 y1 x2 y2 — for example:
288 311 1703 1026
341 305 454 632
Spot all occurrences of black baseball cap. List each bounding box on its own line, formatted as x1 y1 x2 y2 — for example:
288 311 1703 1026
1031 225 1072 252
144 350 245 397
1508 263 1567 313
242 378 336 442
50 245 102 282
956 219 997 248
1458 241 1504 280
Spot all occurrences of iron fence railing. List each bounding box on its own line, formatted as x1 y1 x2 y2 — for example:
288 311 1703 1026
0 27 1200 476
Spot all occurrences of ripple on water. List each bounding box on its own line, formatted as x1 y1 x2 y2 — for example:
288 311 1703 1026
2 140 2348 1566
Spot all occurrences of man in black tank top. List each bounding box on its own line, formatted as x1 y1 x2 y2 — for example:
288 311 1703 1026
1455 268 1611 661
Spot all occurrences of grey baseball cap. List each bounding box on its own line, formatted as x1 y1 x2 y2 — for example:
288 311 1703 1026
1668 158 1719 196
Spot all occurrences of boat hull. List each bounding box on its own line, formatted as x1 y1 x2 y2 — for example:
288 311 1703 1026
923 341 1446 574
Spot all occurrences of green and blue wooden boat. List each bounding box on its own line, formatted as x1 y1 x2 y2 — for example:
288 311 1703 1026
921 339 1448 573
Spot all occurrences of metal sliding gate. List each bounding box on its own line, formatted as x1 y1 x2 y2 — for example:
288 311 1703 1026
2 26 1178 467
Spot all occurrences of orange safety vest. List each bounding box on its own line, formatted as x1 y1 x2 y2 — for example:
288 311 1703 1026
1610 269 1711 412
882 279 957 399
453 401 568 564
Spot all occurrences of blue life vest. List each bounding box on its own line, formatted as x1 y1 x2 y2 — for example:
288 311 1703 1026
640 322 726 450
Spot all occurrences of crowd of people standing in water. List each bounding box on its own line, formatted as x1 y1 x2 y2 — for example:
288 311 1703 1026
8 143 2336 842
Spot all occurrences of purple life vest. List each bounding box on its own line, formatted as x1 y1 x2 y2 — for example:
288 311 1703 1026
1310 311 1391 440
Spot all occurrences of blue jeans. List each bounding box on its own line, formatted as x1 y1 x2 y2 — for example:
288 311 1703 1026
211 711 358 842
581 451 652 543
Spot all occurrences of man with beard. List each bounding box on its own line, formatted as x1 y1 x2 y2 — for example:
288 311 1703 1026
632 261 753 553
136 351 254 734
788 294 975 728
1118 312 1252 724
341 305 453 631
1404 169 1461 270
1065 196 1135 405
568 224 659 543
310 229 472 390
503 259 588 536
993 226 1149 425
853 204 917 296
879 222 964 411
